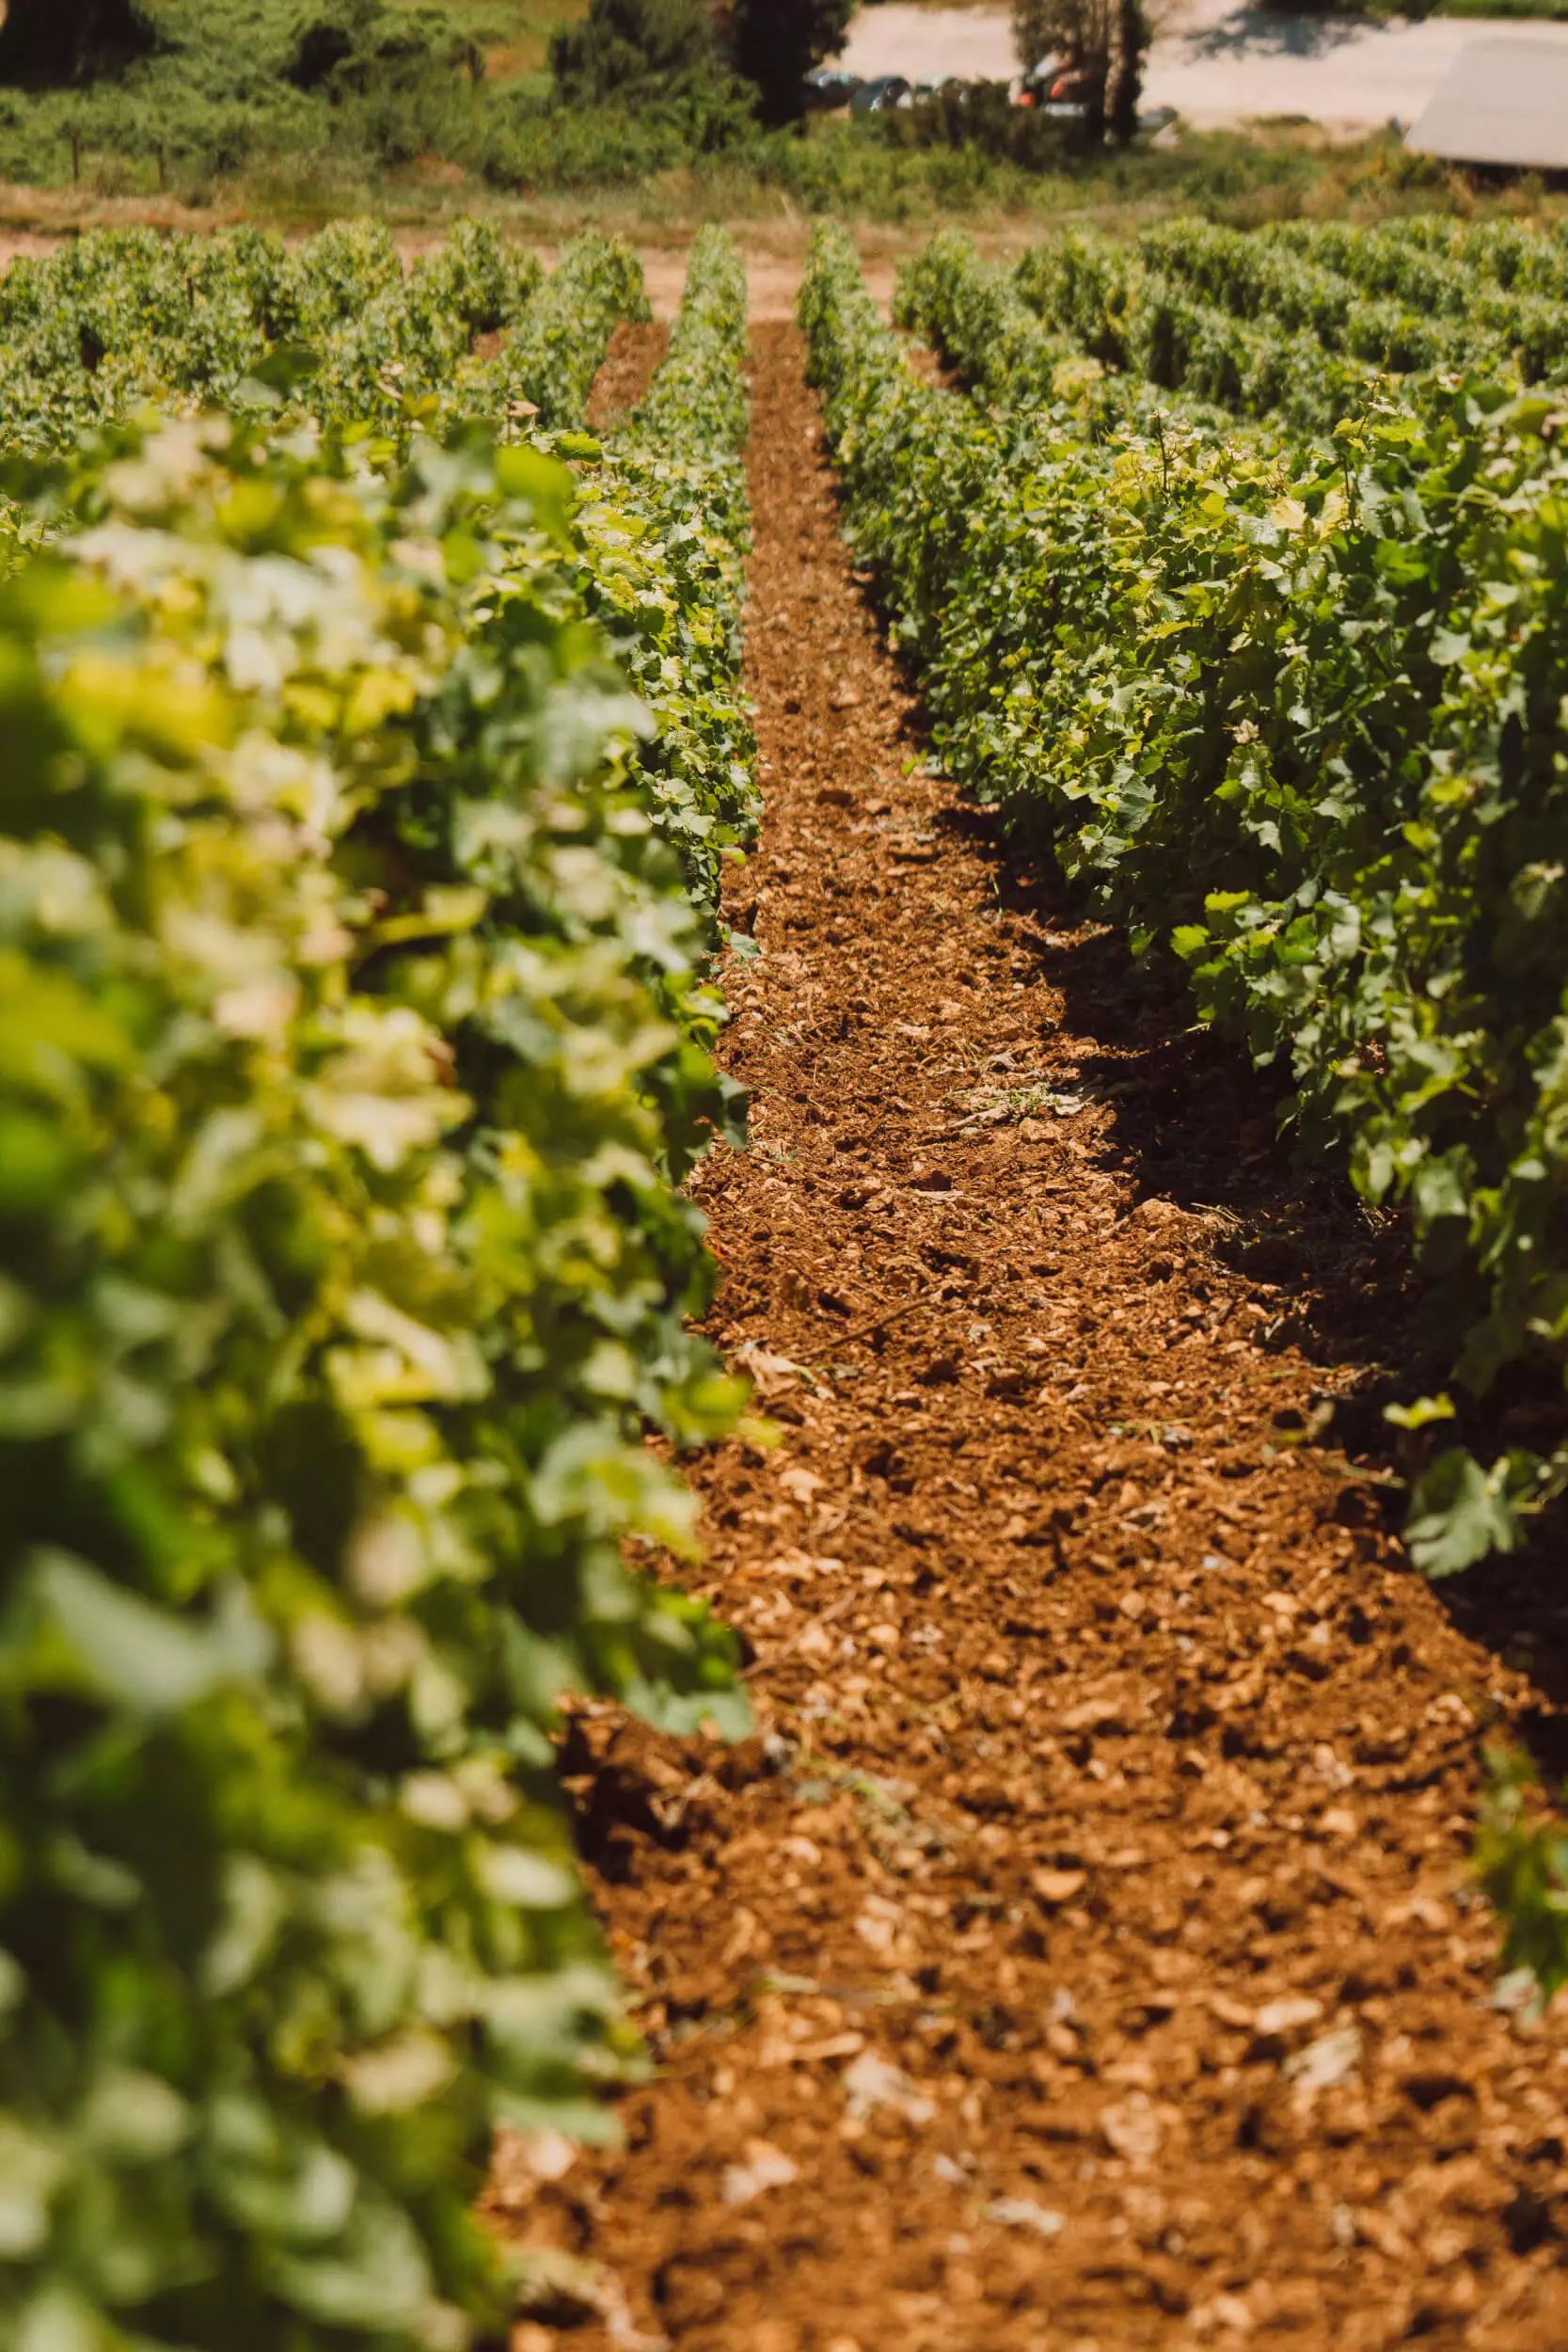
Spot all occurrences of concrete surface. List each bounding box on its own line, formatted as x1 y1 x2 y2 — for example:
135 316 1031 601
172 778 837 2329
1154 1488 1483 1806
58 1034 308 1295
839 4 1018 79
836 0 1568 135
1402 32 1568 161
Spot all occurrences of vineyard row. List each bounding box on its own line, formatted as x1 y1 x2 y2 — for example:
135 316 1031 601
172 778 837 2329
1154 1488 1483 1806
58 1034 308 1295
811 223 1568 1590
0 226 755 2349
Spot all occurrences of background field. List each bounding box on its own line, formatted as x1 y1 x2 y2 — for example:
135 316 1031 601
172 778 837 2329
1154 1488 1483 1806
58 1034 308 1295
0 0 1562 250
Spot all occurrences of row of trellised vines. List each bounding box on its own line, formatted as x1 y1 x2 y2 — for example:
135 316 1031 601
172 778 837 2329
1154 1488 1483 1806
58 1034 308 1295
806 218 1568 1988
898 215 1568 437
0 224 756 2348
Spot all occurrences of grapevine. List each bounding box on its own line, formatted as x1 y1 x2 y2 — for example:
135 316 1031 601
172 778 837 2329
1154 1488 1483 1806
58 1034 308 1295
0 224 755 2352
807 222 1568 1576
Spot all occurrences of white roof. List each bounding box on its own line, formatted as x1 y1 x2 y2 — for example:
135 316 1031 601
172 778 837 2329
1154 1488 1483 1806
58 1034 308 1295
1408 37 1568 168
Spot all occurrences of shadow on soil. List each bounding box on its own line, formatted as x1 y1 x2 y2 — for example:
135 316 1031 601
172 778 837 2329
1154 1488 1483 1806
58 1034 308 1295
927 801 1568 1762
832 430 1568 1798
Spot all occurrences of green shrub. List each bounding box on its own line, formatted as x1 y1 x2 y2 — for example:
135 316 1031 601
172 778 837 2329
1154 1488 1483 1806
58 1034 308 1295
283 0 480 94
879 79 1088 168
548 0 721 105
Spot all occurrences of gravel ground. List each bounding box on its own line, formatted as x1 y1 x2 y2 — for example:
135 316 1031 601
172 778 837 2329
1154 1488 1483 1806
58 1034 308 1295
839 0 1568 134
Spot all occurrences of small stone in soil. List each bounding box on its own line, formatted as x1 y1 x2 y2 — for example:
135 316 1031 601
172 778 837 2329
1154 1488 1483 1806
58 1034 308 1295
721 2139 800 2207
1032 1867 1089 1907
986 2196 1067 2238
842 2052 936 2125
1286 2025 1362 2090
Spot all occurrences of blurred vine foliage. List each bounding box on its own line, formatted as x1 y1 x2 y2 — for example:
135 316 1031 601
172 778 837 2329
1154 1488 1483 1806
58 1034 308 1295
0 217 540 454
894 228 1239 439
0 223 756 2348
466 229 650 434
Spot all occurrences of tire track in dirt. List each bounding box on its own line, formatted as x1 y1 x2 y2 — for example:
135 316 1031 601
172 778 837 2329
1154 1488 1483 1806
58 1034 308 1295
495 324 1568 2352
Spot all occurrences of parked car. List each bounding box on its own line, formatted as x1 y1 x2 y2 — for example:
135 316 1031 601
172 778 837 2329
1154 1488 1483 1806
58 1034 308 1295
805 66 863 111
850 74 911 116
895 76 965 109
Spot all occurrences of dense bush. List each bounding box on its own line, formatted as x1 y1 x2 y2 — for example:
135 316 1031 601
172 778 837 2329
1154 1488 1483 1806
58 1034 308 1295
476 87 754 193
284 0 481 94
548 0 721 104
879 79 1090 167
0 0 154 83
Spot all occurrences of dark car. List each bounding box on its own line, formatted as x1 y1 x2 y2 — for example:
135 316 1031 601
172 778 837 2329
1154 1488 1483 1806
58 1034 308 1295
805 66 863 111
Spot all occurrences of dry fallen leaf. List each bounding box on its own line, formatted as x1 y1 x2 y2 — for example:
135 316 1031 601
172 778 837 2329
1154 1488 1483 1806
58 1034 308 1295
736 1340 807 1396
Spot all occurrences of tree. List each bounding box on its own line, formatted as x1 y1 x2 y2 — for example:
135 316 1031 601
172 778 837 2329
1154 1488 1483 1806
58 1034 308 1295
284 0 482 96
1010 0 1055 76
720 0 857 126
549 0 721 105
1010 0 1146 141
1104 0 1145 140
0 0 154 83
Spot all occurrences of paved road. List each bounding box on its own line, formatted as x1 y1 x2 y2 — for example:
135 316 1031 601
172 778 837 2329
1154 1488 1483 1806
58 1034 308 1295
839 0 1568 133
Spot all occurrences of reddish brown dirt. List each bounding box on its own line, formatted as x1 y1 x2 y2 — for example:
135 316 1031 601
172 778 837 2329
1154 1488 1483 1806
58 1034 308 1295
492 325 1568 2351
586 320 672 432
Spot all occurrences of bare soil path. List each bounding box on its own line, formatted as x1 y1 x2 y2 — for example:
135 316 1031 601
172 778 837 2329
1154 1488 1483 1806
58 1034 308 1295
495 324 1568 2352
